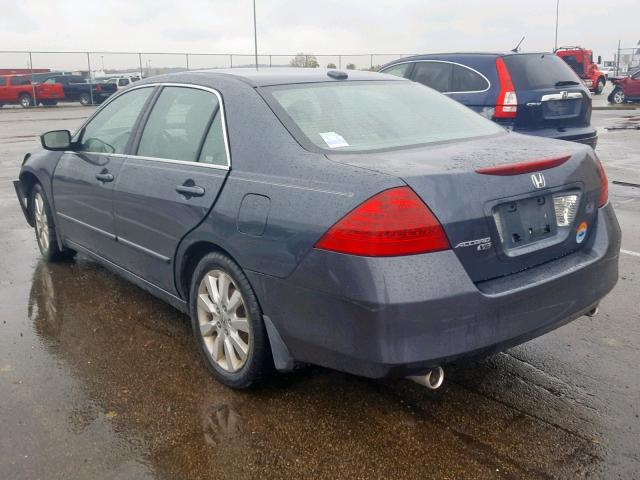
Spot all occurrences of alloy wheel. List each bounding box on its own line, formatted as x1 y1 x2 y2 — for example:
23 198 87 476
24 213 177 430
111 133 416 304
34 192 49 251
197 270 251 373
613 90 626 104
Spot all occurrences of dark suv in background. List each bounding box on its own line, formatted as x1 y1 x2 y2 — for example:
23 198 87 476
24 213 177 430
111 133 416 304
380 52 597 148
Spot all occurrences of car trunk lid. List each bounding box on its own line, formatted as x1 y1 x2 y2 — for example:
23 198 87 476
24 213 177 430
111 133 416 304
326 133 603 282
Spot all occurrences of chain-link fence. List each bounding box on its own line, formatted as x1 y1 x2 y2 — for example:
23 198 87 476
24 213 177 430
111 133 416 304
614 46 640 76
0 50 412 107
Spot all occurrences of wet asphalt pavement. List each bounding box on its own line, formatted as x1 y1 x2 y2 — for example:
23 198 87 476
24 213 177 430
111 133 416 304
1 103 639 480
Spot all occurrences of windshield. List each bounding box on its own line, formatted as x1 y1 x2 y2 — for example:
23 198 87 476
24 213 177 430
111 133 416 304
503 53 582 89
264 81 503 152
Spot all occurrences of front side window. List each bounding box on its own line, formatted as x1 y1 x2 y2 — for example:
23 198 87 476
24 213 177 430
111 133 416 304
266 81 503 153
43 78 56 85
411 62 453 92
0 77 6 86
137 86 219 162
381 63 411 78
78 87 152 154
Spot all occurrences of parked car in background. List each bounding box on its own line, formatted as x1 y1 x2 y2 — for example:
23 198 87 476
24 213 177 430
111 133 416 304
608 70 640 104
598 65 616 79
0 75 64 108
41 74 117 105
100 75 141 90
555 47 607 94
13 69 619 390
379 52 598 148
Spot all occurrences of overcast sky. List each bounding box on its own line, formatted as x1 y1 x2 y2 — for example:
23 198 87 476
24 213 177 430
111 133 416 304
1 0 638 70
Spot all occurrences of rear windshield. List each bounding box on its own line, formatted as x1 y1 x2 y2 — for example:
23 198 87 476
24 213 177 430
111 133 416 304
264 81 503 152
503 53 581 90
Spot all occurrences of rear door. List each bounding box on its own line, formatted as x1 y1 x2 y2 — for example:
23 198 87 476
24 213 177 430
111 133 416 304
0 77 8 102
502 53 591 131
52 86 155 260
112 85 230 294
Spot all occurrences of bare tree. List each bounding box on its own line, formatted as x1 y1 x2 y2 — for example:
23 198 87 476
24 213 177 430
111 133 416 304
289 53 320 68
346 63 356 70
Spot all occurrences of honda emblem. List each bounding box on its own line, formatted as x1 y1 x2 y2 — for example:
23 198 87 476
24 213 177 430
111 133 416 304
531 172 546 189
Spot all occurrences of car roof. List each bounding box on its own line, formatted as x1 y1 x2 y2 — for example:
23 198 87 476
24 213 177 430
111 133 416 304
384 51 553 62
161 67 405 87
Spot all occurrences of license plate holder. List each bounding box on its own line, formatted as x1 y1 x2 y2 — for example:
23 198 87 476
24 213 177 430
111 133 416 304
494 195 557 250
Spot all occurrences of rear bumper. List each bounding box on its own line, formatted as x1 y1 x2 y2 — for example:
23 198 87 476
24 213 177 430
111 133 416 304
248 203 620 378
515 126 598 149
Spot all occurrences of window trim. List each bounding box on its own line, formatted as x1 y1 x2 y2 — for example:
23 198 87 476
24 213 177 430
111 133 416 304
380 60 491 94
67 82 231 171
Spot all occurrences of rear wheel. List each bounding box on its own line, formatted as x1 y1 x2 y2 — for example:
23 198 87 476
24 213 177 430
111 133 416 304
594 78 605 95
79 93 92 106
611 88 626 104
30 184 75 261
189 252 272 389
19 93 33 108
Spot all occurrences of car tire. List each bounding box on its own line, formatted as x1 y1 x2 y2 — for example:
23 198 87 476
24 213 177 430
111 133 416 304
19 93 33 108
79 93 92 106
189 252 272 389
611 88 626 104
594 78 605 95
30 183 76 262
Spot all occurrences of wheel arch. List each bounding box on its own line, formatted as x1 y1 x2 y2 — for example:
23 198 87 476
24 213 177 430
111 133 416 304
177 240 239 301
19 170 40 226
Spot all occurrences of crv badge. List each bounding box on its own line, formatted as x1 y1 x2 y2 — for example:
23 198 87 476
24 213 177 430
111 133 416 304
531 172 546 189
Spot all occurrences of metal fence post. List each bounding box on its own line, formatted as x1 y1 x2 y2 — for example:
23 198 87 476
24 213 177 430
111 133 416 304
138 53 144 78
616 40 621 77
269 55 272 67
370 54 373 70
29 51 37 107
305 55 309 68
338 55 342 69
185 53 190 70
230 54 233 68
86 52 94 106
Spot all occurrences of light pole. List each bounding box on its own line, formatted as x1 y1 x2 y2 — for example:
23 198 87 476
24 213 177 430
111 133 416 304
253 0 259 69
554 0 559 51
101 55 105 72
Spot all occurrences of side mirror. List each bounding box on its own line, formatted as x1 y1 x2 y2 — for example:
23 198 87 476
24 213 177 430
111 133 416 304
40 130 72 151
597 55 602 65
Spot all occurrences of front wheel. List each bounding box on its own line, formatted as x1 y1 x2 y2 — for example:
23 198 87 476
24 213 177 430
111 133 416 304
594 78 605 95
19 93 33 108
611 88 626 104
189 252 272 389
79 93 92 106
30 184 76 261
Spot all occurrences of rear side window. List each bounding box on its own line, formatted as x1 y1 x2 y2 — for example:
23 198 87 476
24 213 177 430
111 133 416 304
381 63 411 78
503 54 581 90
78 87 153 154
411 62 452 92
137 86 219 163
0 77 5 86
451 64 489 92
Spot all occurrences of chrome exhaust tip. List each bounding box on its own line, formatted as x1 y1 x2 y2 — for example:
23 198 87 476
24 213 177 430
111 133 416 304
407 366 444 390
586 307 599 317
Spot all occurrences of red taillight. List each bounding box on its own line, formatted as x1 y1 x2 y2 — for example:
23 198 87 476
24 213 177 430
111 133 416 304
594 156 608 207
95 84 101 92
494 58 517 119
315 187 450 257
475 154 571 176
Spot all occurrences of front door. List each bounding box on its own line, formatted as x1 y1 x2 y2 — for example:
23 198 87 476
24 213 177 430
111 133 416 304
112 85 230 294
52 86 155 261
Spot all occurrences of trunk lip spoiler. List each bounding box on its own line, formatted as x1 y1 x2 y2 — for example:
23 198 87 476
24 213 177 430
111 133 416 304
475 154 572 176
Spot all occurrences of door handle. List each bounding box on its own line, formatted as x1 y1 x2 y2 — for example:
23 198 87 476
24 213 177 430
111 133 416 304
96 172 114 182
176 185 205 197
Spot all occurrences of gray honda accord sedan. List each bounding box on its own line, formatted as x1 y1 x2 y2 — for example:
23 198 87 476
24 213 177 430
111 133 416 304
14 68 620 389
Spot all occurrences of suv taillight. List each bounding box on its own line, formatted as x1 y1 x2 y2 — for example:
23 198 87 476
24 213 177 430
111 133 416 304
594 155 608 207
494 57 518 119
314 187 450 257
95 84 102 92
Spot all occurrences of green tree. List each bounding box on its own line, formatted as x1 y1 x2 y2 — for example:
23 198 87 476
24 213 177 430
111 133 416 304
289 53 319 68
346 63 356 70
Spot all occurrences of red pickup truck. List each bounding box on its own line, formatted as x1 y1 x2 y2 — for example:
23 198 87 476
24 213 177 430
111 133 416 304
0 75 64 108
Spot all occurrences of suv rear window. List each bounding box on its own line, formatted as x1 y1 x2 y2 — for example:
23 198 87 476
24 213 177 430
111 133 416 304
502 53 581 90
264 81 503 152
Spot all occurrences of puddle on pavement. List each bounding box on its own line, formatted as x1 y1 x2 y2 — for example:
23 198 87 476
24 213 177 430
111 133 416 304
0 258 605 479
